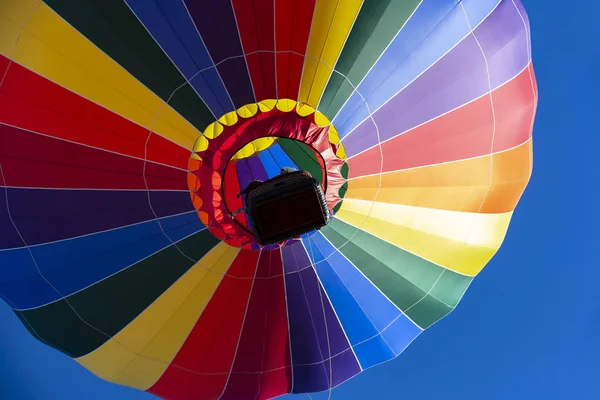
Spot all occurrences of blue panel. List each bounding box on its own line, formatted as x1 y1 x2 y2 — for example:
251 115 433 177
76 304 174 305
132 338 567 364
0 212 204 309
154 211 205 242
0 248 57 310
301 236 379 346
309 233 424 368
351 330 396 369
257 148 280 178
125 0 234 116
334 0 499 138
257 144 301 178
310 233 402 331
380 313 423 355
268 144 299 171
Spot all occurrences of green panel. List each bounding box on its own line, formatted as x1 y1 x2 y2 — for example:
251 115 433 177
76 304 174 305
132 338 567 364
429 270 473 308
319 0 422 118
16 230 221 358
321 218 473 328
404 296 453 329
327 218 440 288
322 225 427 312
45 0 214 130
278 139 323 185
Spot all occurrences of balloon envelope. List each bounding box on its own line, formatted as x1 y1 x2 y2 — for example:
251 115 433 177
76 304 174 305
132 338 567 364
0 0 537 399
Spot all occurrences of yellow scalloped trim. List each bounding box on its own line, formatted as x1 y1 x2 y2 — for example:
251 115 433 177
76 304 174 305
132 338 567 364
193 99 341 160
203 121 224 139
276 99 297 112
237 103 258 118
193 136 209 153
219 110 238 126
328 126 341 145
314 111 330 127
336 143 347 160
231 137 278 160
296 102 316 117
232 142 256 160
258 99 277 112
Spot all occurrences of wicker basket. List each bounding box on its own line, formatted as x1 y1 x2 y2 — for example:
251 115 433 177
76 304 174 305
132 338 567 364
244 170 330 245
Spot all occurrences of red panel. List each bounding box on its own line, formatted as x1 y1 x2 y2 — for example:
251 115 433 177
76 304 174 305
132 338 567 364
145 162 189 191
275 0 316 99
348 66 536 178
0 124 187 190
0 55 190 170
221 249 291 399
148 250 260 400
0 56 10 79
232 0 277 100
491 64 537 153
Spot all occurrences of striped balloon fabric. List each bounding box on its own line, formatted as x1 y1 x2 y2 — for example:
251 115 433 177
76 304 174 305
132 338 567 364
0 0 537 399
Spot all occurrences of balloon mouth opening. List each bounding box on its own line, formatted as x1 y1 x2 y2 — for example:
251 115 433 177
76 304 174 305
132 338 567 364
223 140 331 247
187 99 348 250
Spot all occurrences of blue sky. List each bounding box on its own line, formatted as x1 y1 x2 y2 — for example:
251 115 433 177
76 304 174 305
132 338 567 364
2 0 599 399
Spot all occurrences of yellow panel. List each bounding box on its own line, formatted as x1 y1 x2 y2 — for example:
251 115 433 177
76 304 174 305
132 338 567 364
337 199 513 275
76 243 240 390
345 141 532 213
299 0 363 107
0 3 198 150
0 0 39 57
340 199 512 248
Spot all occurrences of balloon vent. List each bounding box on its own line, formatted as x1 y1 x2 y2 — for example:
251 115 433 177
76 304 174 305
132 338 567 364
242 170 330 245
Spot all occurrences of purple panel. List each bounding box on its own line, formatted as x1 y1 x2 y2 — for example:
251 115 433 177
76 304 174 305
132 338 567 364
331 348 362 387
0 186 22 249
291 350 360 393
184 0 255 106
513 0 531 31
282 242 359 392
148 191 196 217
215 59 256 107
473 0 530 88
291 363 330 394
235 158 253 191
281 241 301 272
283 243 329 365
246 156 269 181
342 1 532 157
0 188 194 248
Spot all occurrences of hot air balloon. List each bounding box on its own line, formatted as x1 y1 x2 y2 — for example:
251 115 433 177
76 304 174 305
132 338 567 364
0 0 537 399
